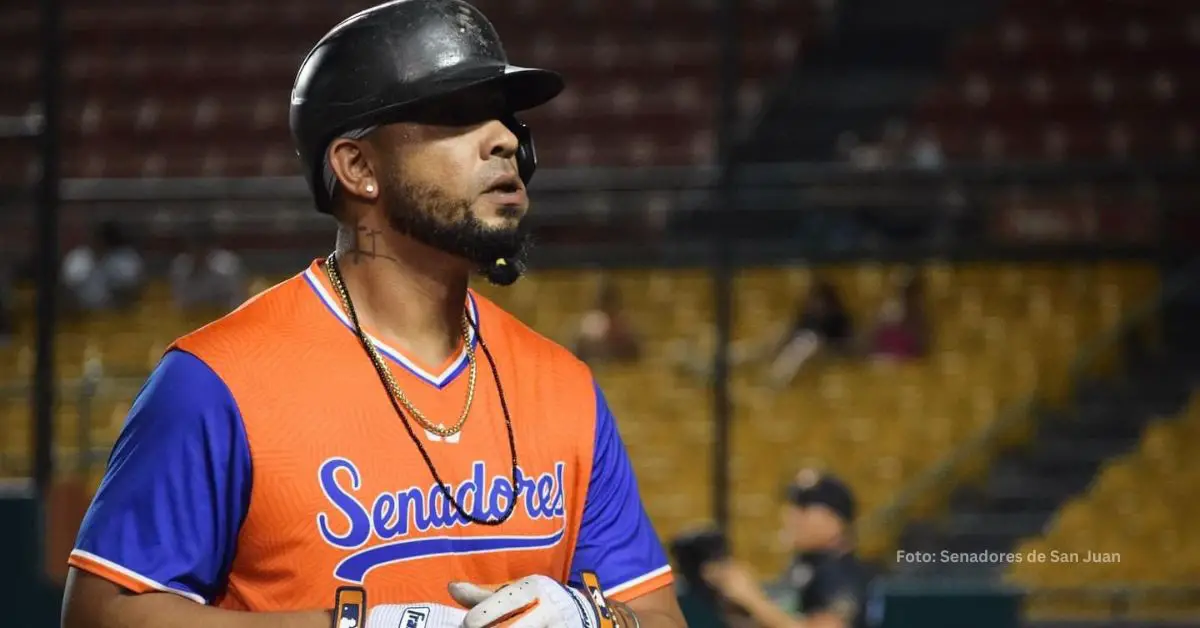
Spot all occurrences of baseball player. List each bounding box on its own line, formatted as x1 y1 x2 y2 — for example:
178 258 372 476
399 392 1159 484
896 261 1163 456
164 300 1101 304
60 2 686 628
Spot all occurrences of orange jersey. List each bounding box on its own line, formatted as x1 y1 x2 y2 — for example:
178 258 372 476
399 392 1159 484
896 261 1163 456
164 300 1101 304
70 259 672 611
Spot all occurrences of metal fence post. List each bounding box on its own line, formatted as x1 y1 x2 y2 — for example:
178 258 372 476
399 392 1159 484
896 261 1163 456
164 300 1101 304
32 0 64 498
711 0 741 533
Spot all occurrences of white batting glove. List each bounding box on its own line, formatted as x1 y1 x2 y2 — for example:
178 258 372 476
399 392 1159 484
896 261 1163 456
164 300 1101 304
366 603 467 628
448 574 612 628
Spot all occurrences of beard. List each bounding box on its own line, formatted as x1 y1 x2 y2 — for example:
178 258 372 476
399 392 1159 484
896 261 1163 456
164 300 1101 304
380 176 532 286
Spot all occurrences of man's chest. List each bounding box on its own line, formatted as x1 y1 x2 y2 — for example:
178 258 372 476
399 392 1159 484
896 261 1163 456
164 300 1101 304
228 396 590 602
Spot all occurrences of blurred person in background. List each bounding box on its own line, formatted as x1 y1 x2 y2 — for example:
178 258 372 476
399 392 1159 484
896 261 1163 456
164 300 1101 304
61 219 145 312
846 138 886 171
169 221 246 313
865 272 929 361
671 278 853 387
845 118 916 172
763 279 854 388
908 128 944 171
704 469 871 628
572 278 641 365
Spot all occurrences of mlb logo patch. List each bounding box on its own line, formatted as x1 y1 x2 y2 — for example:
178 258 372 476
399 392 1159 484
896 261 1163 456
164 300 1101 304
401 606 431 628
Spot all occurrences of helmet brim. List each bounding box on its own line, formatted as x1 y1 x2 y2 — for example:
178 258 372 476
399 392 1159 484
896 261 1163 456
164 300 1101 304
313 63 564 136
416 64 564 114
496 65 566 112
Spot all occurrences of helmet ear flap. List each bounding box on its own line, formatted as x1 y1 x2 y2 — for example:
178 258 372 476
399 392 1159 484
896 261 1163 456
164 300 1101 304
503 115 537 184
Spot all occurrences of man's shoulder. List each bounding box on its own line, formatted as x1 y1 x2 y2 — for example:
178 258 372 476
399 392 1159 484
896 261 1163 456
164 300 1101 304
471 290 591 379
172 269 316 361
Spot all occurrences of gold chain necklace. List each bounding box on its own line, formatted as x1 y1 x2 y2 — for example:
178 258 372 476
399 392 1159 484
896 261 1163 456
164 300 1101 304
324 253 477 438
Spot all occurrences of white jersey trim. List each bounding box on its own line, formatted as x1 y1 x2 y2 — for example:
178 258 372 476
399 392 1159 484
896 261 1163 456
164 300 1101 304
69 549 207 605
303 267 479 389
604 564 673 596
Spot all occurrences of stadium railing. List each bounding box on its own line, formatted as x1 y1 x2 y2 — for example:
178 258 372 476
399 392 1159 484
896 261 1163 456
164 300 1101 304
1 159 1192 274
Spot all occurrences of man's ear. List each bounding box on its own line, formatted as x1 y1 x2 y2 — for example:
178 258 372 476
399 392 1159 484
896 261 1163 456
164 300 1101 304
327 138 379 202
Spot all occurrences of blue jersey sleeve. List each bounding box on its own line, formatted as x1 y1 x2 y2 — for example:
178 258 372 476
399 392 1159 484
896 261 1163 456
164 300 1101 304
70 349 252 604
569 381 672 598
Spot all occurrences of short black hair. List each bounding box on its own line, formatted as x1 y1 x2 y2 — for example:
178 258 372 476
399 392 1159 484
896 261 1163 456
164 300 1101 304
786 470 857 521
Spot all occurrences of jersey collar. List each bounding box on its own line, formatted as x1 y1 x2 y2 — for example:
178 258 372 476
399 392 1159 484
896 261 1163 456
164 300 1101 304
301 259 480 390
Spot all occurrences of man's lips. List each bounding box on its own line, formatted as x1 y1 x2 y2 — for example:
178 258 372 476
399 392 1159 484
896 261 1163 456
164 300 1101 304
483 174 526 204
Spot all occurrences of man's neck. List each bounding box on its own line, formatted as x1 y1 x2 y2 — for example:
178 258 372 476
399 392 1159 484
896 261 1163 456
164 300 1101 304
333 222 471 367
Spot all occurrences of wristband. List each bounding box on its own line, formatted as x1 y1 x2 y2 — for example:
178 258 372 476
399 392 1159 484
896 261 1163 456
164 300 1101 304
580 571 616 628
581 572 641 628
333 586 367 628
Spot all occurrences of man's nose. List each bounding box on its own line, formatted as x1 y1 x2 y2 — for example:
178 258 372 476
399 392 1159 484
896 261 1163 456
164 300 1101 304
482 119 519 161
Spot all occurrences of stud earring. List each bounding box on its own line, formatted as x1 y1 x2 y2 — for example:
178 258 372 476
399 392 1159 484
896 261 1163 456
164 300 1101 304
365 184 375 194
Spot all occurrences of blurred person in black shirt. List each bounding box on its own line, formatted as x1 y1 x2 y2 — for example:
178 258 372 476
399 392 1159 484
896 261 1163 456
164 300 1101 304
704 469 871 628
764 280 853 388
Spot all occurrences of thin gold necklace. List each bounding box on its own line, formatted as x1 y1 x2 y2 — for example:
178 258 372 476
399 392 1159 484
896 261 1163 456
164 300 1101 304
324 253 477 438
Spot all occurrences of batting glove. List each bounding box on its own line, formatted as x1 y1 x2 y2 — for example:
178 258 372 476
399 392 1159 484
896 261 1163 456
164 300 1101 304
331 586 467 628
448 573 616 628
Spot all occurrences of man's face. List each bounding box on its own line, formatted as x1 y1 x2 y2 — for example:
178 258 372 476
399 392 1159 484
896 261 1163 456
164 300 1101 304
780 503 842 552
370 85 532 283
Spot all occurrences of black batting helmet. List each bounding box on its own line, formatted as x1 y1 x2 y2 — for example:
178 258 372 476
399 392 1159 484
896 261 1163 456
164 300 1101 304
289 0 565 214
